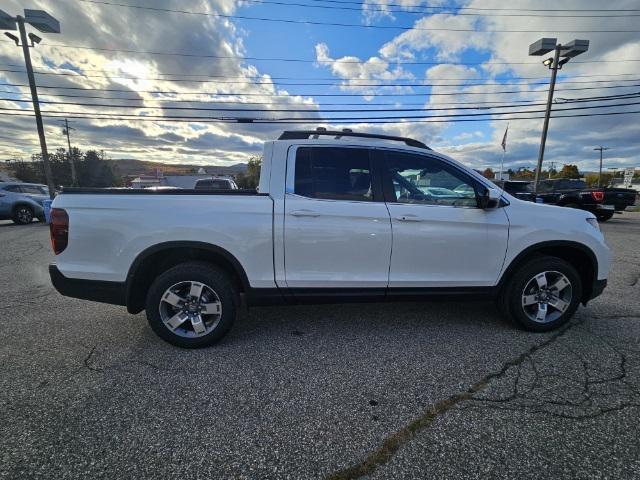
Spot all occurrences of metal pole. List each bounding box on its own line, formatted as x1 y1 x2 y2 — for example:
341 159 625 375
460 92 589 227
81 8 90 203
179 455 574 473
533 44 561 194
64 119 78 185
596 147 604 187
17 15 55 199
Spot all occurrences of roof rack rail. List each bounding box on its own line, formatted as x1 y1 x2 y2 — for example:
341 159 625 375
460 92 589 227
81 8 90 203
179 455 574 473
278 128 430 150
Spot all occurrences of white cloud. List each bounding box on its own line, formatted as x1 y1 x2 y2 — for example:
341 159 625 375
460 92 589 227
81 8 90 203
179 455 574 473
0 0 322 165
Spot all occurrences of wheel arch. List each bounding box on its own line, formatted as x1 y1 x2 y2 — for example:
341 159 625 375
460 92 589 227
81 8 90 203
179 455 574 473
11 201 35 214
125 241 250 314
498 241 598 304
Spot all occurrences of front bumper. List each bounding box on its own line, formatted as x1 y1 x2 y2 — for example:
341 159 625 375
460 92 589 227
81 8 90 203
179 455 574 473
49 263 126 306
583 278 607 305
591 279 607 299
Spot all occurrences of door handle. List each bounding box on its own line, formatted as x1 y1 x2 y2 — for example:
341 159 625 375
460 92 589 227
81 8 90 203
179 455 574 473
290 209 321 217
396 214 422 222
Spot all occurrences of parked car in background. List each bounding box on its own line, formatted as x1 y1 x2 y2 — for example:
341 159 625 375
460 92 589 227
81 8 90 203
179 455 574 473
492 180 538 203
0 182 50 224
49 129 610 348
536 178 614 222
194 177 238 191
144 186 182 191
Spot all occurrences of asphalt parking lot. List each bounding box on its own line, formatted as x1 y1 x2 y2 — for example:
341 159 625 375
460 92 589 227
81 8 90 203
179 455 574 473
1 213 639 480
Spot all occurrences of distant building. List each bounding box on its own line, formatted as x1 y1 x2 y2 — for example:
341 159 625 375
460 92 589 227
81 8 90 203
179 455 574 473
611 177 640 194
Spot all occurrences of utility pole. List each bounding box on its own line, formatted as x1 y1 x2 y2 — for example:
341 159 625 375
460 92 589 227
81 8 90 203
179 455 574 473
548 161 556 179
594 146 610 187
17 15 55 198
62 119 78 185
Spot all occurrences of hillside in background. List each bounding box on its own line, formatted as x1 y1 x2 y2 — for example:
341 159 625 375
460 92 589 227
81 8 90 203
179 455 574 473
108 159 248 177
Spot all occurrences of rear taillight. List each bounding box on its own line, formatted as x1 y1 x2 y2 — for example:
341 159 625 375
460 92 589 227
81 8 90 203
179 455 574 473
50 208 69 254
591 191 605 202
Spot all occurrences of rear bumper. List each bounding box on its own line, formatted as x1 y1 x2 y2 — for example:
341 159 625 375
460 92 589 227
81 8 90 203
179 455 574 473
49 263 126 306
596 204 615 211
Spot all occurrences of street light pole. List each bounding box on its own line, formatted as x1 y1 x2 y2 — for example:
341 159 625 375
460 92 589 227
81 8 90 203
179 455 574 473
594 146 610 187
533 44 561 194
16 15 55 198
529 38 589 193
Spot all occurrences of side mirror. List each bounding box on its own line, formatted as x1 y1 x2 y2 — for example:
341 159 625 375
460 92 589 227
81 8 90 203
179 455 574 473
478 187 501 209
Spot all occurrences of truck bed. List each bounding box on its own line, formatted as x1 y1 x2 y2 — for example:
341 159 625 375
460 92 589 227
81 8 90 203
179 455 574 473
52 190 275 288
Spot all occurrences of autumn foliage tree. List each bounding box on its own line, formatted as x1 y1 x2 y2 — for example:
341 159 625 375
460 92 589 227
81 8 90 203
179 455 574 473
235 156 262 189
557 164 581 179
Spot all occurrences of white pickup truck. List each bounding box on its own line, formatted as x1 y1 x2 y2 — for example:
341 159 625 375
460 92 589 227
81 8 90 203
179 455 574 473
49 129 611 348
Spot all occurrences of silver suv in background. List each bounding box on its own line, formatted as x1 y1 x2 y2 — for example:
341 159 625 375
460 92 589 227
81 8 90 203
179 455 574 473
0 182 50 224
194 177 238 191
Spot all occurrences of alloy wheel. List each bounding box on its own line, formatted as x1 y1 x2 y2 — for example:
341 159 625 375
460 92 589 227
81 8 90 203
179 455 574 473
521 270 573 324
17 207 33 224
158 281 222 338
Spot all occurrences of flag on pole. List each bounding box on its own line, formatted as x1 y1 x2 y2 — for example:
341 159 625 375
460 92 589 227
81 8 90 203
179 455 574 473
501 124 509 152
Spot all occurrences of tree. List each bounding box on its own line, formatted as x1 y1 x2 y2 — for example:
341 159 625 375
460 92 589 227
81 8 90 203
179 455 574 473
10 148 122 188
77 150 122 187
557 164 580 179
512 168 534 180
585 173 613 187
235 156 262 189
482 168 494 179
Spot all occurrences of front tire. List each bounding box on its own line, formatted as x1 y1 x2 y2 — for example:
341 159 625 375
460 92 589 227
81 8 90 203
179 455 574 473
12 205 34 225
145 262 238 348
499 256 582 332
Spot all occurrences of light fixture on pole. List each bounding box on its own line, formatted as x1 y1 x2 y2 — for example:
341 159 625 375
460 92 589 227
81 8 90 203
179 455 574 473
529 37 589 194
594 146 610 188
0 8 61 199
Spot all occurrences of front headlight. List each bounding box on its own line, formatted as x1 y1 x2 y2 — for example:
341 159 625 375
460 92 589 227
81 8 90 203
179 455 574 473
586 217 600 231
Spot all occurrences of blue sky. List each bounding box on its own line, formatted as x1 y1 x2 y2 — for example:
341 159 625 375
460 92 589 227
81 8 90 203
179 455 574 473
0 0 638 172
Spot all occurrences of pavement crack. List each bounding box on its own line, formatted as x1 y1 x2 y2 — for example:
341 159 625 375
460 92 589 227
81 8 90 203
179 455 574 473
83 345 103 373
324 321 577 480
463 320 640 422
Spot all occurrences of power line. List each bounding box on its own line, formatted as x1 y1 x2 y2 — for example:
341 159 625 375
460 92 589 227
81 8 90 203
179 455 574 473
2 62 637 82
73 0 640 32
3 67 640 88
1 98 639 122
1 81 638 97
3 92 639 113
235 0 640 18
4 67 640 88
301 0 640 13
4 39 639 65
1 108 639 124
0 89 547 106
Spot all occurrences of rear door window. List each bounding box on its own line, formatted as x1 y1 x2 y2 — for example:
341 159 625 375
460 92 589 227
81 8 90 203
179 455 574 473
294 147 375 202
20 185 44 195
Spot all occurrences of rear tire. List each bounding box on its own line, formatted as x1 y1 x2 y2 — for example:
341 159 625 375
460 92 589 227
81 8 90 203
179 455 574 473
499 255 582 332
145 262 238 348
596 211 614 222
12 205 34 225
